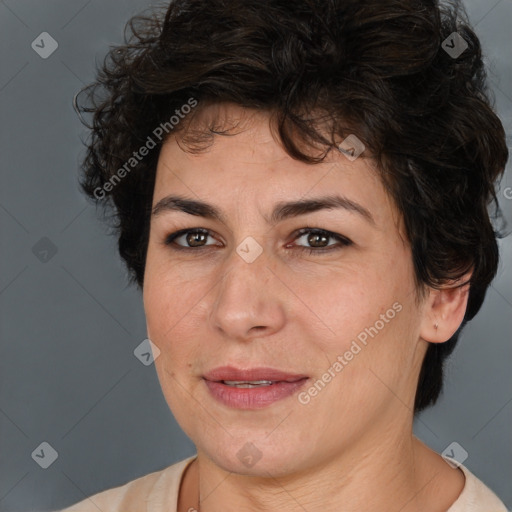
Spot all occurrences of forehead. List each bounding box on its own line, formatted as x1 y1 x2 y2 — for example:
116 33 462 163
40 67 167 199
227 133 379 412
153 103 399 229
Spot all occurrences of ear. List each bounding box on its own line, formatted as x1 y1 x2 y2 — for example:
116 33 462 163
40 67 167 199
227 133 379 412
419 272 472 343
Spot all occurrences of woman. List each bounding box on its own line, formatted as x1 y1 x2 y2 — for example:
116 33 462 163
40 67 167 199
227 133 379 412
60 0 509 510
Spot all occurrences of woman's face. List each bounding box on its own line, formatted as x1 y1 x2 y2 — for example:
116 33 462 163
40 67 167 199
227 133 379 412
143 103 429 477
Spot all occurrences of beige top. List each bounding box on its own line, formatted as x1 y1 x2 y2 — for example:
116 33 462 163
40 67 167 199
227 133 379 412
57 455 508 512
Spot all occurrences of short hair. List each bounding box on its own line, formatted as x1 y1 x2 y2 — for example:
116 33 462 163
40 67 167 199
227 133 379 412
75 0 508 413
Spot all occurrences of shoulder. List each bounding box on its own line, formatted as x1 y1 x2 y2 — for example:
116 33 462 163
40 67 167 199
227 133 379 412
55 455 197 512
447 464 508 512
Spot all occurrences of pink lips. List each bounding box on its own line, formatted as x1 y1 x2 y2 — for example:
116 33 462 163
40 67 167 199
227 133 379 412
203 366 309 409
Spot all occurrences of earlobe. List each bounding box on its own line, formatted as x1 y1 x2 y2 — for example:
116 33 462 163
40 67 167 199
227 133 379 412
420 273 472 344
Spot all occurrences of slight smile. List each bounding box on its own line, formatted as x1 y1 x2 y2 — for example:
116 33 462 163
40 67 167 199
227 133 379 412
203 366 310 409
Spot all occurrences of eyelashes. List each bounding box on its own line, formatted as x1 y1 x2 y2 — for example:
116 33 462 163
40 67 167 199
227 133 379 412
163 227 353 255
288 227 352 254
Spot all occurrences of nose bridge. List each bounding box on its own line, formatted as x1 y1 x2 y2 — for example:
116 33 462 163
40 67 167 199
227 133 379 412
208 240 285 338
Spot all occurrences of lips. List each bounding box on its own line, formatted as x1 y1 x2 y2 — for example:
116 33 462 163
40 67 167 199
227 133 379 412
203 366 310 409
203 366 308 384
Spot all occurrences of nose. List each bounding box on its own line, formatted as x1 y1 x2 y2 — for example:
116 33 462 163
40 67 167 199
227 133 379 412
208 245 287 341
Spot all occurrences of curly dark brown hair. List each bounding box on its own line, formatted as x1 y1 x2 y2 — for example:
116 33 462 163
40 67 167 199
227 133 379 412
75 0 508 413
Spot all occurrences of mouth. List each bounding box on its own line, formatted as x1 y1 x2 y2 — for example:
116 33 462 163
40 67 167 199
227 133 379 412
202 366 309 409
203 366 309 385
221 380 279 388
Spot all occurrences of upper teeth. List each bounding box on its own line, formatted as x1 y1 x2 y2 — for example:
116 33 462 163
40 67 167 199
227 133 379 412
223 380 274 387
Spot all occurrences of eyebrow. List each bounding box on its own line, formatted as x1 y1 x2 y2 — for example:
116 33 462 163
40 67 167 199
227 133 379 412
151 194 375 225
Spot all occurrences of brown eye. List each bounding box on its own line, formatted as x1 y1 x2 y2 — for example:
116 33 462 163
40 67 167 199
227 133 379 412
165 228 219 249
292 228 352 254
186 231 208 247
305 232 329 248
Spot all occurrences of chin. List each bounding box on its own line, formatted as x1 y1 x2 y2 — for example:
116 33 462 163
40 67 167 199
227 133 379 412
200 438 310 478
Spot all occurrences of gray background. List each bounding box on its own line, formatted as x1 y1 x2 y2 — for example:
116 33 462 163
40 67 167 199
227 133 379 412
0 1 510 510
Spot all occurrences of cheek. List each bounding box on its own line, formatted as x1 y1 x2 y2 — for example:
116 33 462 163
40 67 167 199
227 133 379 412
290 265 397 349
143 274 204 416
301 266 417 389
143 263 193 358
333 296 421 409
